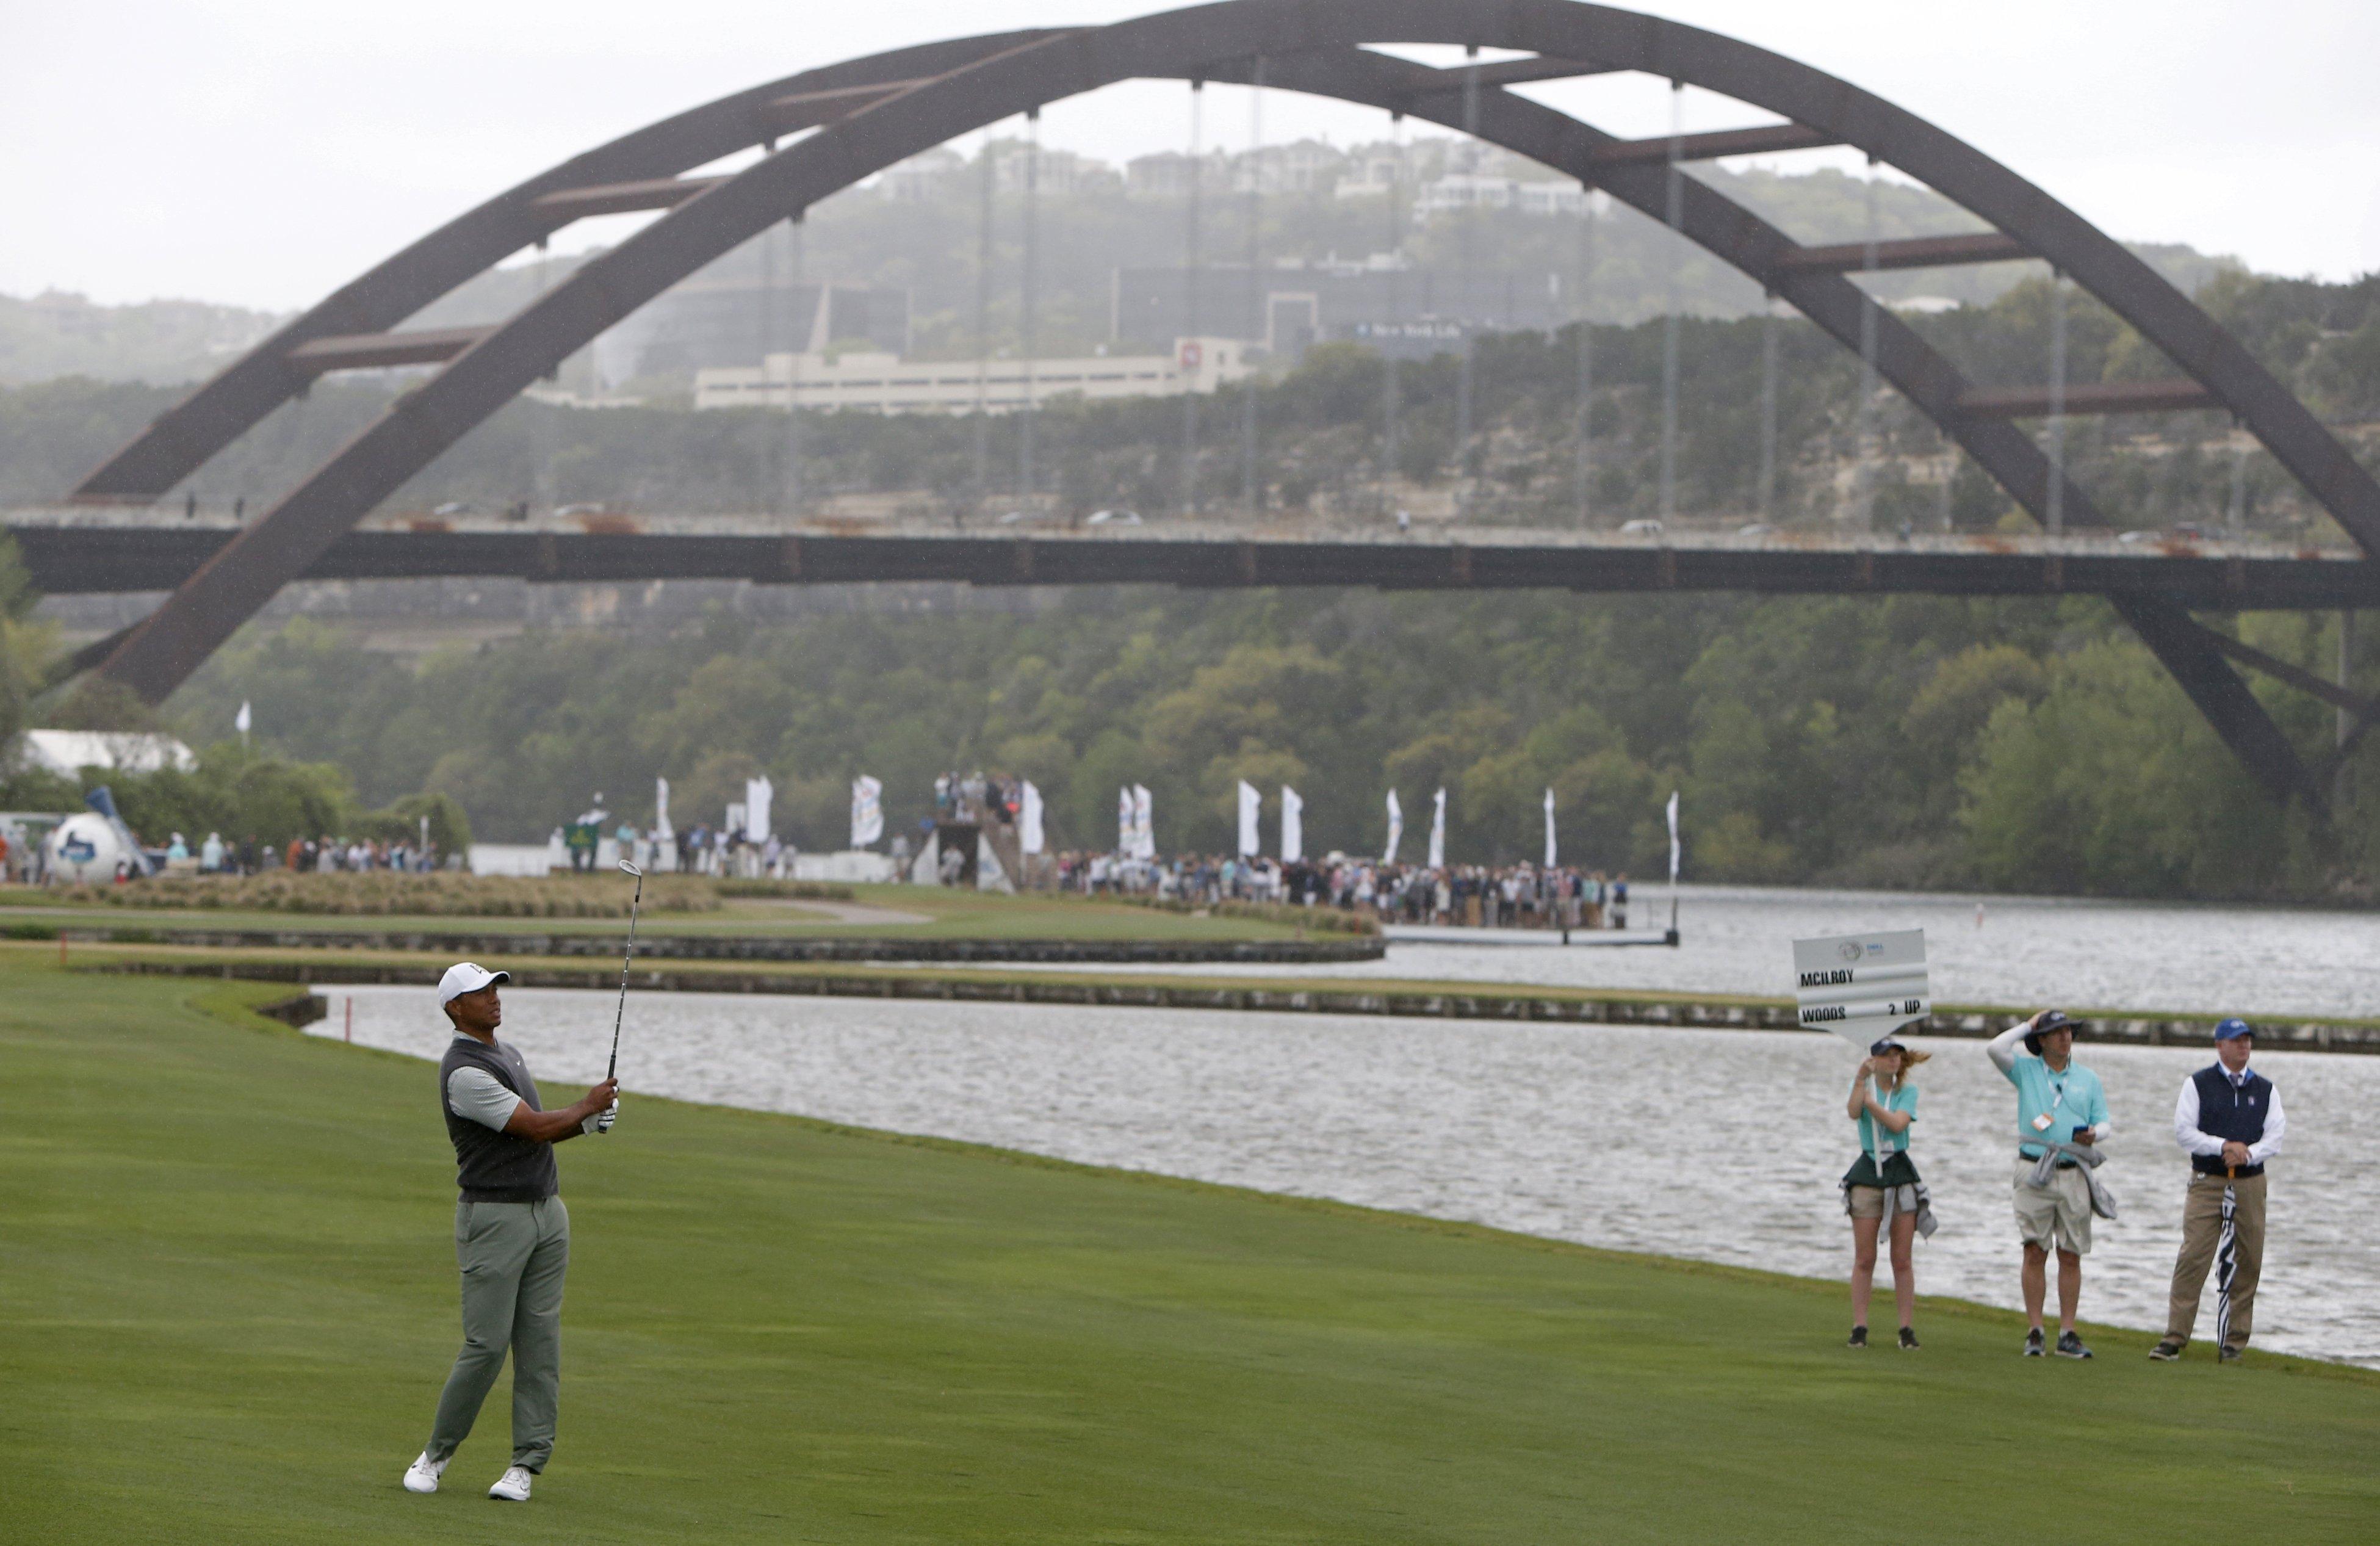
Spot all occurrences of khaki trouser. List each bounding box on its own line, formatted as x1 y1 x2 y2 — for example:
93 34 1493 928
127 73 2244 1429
427 1196 571 1472
2165 1171 2266 1349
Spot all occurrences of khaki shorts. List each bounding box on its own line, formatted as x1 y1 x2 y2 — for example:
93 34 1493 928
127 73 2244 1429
1847 1186 1891 1220
2013 1158 2093 1255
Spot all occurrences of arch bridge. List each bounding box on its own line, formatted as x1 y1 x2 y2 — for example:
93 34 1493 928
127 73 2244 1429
60 0 2380 809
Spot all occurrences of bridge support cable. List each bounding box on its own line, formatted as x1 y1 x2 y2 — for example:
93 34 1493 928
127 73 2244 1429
2342 611 2359 809
1657 81 1684 528
2227 421 2250 534
1852 156 1881 530
971 132 996 514
1181 78 1203 517
785 216 806 518
533 240 555 516
755 220 778 515
1019 107 1040 509
2045 269 2071 534
1454 46 1482 515
1758 294 1779 522
1241 62 1264 515
1937 432 1957 531
1573 184 1598 526
1381 113 1404 517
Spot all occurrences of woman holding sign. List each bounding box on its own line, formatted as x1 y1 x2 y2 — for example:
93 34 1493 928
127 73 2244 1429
1843 1037 1932 1349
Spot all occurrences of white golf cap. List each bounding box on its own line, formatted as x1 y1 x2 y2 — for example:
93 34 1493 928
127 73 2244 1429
436 961 511 1006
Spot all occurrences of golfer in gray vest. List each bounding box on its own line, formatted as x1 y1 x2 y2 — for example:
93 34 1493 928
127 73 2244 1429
403 963 617 1503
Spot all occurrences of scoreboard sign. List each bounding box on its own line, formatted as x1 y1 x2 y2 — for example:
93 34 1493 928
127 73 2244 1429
1791 929 1931 1049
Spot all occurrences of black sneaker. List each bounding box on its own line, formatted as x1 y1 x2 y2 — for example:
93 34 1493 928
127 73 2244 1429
2056 1331 2093 1359
1847 1325 1869 1348
1898 1326 1920 1350
2218 1345 2243 1364
2148 1337 2185 1362
2024 1328 2045 1357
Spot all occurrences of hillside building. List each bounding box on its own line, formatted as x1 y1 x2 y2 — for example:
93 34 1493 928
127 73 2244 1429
692 336 1255 414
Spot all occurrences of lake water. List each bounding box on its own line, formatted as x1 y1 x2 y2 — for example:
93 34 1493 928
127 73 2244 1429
324 985 2380 1367
1005 883 2380 1021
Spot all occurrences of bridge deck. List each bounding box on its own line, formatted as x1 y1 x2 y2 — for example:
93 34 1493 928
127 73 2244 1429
8 513 2373 610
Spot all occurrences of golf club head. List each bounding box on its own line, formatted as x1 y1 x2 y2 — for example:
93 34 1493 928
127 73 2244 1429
618 860 643 878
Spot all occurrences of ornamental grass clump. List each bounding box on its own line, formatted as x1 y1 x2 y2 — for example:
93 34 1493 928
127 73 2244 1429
59 872 721 918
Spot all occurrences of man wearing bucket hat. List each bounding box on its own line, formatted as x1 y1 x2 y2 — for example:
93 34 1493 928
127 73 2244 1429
2150 1018 2286 1364
402 963 618 1503
1988 1010 2113 1359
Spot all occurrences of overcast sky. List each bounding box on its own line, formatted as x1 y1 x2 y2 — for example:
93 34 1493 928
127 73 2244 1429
6 0 2375 312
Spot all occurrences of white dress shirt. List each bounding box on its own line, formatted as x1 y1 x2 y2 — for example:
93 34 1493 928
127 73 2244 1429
2173 1063 2285 1164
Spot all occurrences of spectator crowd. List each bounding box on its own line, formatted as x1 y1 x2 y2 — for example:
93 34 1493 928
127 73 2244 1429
1053 852 1641 930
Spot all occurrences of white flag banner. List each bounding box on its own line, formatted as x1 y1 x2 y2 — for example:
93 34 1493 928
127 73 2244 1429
1119 786 1136 854
1236 779 1261 858
1667 790 1682 884
850 775 884 848
726 801 747 837
1020 780 1046 854
1792 930 1931 1050
1543 787 1557 868
654 776 673 839
234 700 252 735
1132 784 1155 859
1427 787 1447 870
1383 790 1402 863
744 776 774 840
1280 785 1304 862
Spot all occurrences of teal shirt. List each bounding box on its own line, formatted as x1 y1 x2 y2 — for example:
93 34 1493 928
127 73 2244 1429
1856 1082 1918 1157
2003 1053 2108 1157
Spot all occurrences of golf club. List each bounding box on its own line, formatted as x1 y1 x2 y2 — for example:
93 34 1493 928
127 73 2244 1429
606 859 644 1083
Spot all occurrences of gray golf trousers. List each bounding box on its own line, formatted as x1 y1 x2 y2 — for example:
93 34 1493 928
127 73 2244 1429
427 1196 570 1472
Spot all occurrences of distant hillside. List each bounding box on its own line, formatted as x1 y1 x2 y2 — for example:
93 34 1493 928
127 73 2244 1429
0 291 286 386
15 156 2245 390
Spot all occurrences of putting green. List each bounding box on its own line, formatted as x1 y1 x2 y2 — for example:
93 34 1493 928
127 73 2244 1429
4 968 2374 1543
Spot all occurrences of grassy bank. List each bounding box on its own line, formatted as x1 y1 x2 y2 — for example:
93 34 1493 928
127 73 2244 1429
0 881 1313 942
5 967 2376 1543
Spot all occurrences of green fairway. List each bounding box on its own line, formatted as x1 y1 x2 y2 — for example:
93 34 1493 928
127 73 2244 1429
5 970 2375 1544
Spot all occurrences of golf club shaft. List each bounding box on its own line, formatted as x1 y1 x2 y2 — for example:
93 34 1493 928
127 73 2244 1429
607 873 643 1080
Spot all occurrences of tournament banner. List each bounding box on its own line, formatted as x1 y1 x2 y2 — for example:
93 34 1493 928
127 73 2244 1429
1280 785 1304 863
1382 790 1403 863
1020 780 1046 855
1236 780 1261 858
1791 929 1930 1050
1131 784 1155 859
849 775 884 848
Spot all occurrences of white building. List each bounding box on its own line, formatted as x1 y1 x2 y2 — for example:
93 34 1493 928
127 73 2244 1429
1334 148 1407 199
1125 149 1233 198
879 147 964 203
693 336 1257 416
1228 139 1347 195
1416 174 1590 219
14 729 197 778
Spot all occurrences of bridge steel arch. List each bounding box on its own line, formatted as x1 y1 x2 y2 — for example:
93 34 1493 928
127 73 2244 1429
68 0 2380 807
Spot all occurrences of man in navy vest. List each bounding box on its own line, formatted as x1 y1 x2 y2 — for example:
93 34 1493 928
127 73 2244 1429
403 963 618 1502
2151 1018 2285 1363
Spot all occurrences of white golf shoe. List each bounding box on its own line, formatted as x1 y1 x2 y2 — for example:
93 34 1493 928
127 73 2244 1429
402 1451 448 1494
488 1465 535 1501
